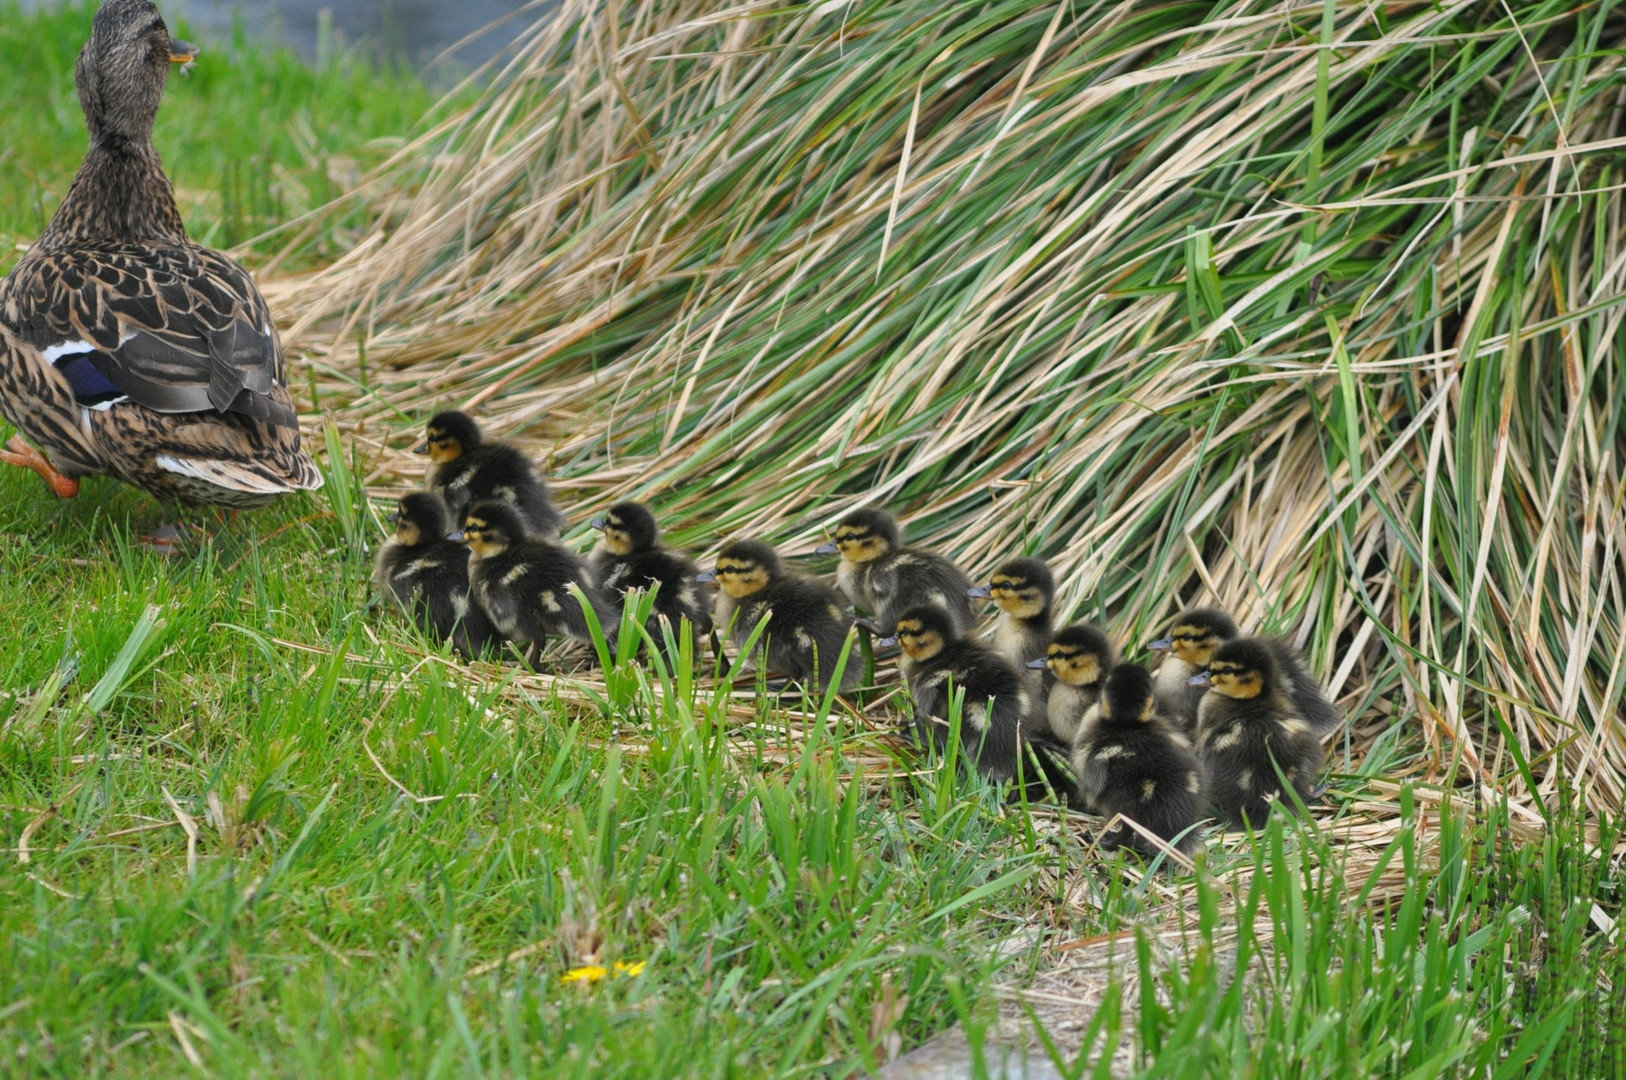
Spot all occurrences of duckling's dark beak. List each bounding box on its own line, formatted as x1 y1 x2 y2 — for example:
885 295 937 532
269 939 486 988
385 511 399 524
411 441 429 455
1147 636 1173 652
967 584 993 599
589 518 606 531
169 38 199 65
446 530 465 542
1187 671 1212 688
1025 657 1049 670
814 541 839 555
876 635 899 648
694 570 717 584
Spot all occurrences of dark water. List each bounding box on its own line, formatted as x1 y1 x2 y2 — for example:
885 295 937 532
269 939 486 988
181 0 552 71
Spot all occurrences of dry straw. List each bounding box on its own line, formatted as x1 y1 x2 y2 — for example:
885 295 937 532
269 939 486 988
264 0 1626 817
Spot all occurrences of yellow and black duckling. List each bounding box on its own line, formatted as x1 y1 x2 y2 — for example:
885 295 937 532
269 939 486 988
0 0 321 512
1146 607 1238 734
1149 607 1341 740
373 492 501 659
462 499 616 659
971 557 1057 706
418 410 565 538
1190 638 1324 829
1031 622 1116 744
1072 663 1204 857
589 501 712 654
815 508 974 635
699 539 857 693
883 603 1072 798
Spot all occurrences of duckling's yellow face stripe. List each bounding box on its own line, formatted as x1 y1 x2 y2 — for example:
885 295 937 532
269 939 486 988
425 428 463 464
1169 624 1223 665
1046 648 1101 687
395 517 423 546
990 577 1045 618
715 559 768 598
601 516 634 556
462 519 504 558
894 621 942 661
1207 662 1263 700
834 529 886 563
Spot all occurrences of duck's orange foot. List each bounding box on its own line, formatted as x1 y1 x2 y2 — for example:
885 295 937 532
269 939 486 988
0 436 80 498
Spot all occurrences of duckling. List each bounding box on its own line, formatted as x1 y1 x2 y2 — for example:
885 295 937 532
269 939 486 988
372 492 501 659
1146 607 1237 734
884 603 1072 798
1190 638 1324 829
1072 664 1204 856
0 1 321 513
971 557 1057 704
1029 623 1116 744
589 501 712 655
418 410 565 538
814 508 974 635
1148 607 1341 740
462 499 616 659
700 539 857 693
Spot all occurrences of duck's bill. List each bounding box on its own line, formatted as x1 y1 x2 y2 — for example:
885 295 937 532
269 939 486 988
814 541 839 555
966 584 993 599
1146 636 1173 652
875 636 899 648
169 38 199 64
1025 657 1048 669
411 442 429 455
446 530 465 542
1187 671 1212 688
385 511 399 524
694 570 717 584
589 518 606 531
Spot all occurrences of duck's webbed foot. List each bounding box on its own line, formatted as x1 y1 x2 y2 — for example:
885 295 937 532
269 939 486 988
139 521 205 556
1 436 80 498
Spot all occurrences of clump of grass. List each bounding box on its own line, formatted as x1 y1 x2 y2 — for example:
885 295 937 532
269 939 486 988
270 0 1626 825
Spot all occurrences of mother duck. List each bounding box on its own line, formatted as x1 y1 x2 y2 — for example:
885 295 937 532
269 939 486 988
0 0 320 514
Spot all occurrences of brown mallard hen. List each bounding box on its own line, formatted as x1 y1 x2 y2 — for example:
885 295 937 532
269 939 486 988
0 0 320 510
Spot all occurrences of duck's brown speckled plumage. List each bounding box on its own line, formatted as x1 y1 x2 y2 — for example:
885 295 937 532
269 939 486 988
0 0 320 509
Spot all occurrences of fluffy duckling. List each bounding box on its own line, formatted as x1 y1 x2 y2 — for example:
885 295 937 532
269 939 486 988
373 492 501 659
815 508 974 634
884 603 1072 797
1190 638 1324 829
1149 607 1341 740
589 501 712 654
1146 607 1237 734
418 410 565 537
1072 664 1204 856
700 539 857 692
972 557 1057 704
1029 623 1116 744
462 500 616 658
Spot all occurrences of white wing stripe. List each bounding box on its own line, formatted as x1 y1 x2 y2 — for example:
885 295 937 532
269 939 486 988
42 339 95 363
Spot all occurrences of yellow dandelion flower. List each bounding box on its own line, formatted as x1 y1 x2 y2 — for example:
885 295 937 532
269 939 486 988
560 960 648 985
